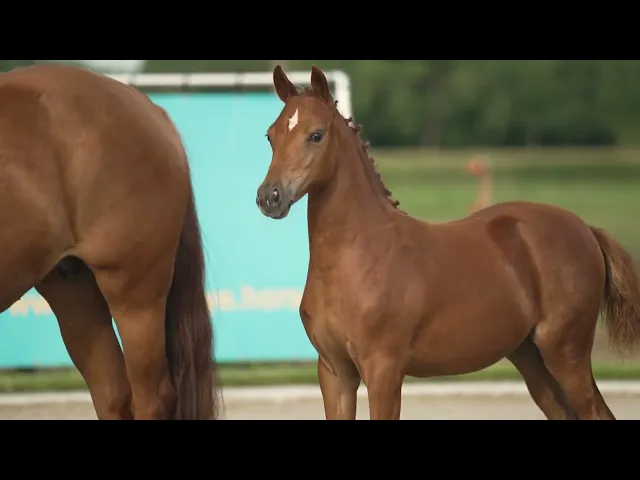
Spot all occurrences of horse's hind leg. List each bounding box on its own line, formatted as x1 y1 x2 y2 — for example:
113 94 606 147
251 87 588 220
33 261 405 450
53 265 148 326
36 262 132 420
507 338 576 420
92 255 176 420
533 313 615 420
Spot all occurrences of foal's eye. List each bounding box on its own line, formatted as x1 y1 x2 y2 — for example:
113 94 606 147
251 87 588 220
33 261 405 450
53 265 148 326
309 131 324 143
265 133 271 144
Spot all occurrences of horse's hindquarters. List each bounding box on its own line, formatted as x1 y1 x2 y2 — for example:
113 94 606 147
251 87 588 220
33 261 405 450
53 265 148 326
406 208 606 379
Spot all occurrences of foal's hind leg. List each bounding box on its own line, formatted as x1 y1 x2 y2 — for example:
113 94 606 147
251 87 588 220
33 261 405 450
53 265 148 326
507 338 576 420
592 374 616 419
533 314 615 420
36 264 132 420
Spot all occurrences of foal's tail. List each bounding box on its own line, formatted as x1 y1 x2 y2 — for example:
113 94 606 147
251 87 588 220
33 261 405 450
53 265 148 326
590 226 640 354
165 186 221 420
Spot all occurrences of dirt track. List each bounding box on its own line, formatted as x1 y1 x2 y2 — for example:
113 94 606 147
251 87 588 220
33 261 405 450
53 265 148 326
2 384 639 419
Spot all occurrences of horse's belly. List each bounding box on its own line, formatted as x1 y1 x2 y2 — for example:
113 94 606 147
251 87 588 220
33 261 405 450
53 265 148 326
406 298 533 377
0 198 68 313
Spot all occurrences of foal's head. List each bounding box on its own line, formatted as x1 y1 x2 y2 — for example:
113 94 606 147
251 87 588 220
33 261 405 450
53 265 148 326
256 65 343 220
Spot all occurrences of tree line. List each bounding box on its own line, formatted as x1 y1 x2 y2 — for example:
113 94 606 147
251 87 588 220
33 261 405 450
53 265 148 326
3 60 640 148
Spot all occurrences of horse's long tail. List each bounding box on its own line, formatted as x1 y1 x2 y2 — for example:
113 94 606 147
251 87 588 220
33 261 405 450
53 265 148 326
165 186 221 419
590 226 640 354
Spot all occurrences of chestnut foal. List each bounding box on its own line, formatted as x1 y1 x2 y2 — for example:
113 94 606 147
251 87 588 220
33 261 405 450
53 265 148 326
256 65 640 420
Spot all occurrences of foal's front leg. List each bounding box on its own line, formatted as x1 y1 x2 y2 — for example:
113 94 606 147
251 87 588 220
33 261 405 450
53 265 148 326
317 358 361 420
363 358 404 420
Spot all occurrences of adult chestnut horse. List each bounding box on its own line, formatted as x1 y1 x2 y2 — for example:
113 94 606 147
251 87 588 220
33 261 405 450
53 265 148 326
0 64 219 420
256 65 640 420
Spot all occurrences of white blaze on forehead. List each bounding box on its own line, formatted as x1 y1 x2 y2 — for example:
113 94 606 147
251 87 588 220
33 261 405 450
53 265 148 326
287 109 299 132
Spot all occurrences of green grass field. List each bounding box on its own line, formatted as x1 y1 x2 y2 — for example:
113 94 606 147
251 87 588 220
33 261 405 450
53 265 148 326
3 361 640 394
1 147 639 393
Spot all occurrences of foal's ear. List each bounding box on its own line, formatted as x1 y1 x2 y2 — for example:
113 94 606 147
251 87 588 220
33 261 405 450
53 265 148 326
273 65 299 103
310 65 333 103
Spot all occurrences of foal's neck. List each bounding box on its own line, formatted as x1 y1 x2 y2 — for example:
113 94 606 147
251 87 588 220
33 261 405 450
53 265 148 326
307 129 397 249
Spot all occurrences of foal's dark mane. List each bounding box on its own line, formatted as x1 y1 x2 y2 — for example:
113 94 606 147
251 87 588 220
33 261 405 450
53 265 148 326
298 87 401 210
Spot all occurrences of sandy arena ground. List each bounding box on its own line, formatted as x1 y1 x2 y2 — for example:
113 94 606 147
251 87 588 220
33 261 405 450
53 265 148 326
1 382 640 419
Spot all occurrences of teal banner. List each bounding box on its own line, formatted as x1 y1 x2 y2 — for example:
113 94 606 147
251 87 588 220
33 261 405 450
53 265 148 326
0 92 317 367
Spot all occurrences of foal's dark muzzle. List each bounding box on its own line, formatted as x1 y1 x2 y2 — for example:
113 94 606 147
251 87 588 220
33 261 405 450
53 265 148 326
256 182 292 219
